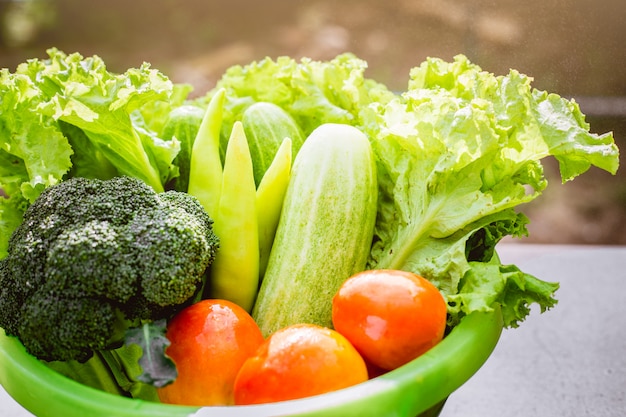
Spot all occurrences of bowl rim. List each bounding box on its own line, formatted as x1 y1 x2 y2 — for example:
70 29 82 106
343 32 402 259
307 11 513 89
0 307 502 417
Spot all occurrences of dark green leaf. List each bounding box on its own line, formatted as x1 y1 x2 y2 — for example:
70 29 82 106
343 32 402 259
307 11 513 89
124 320 177 388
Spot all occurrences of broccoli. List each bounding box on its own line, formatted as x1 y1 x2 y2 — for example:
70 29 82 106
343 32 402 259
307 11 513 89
0 176 219 363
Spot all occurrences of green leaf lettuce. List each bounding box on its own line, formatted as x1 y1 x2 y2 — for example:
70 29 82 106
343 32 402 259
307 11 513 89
363 55 618 326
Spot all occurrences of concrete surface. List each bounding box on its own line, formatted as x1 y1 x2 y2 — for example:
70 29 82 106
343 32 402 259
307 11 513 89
0 384 28 417
441 244 626 417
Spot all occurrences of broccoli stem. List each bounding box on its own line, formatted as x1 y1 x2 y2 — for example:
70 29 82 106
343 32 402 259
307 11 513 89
46 352 127 397
44 345 160 402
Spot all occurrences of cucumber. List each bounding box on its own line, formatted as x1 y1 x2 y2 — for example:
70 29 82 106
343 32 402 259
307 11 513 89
161 105 204 192
241 102 305 186
251 123 378 336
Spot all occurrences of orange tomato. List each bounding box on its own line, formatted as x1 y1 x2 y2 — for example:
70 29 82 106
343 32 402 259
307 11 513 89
332 269 447 371
233 323 368 405
157 299 264 406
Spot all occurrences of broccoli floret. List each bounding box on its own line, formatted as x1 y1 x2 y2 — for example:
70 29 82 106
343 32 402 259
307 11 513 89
4 176 160 285
127 191 218 308
0 176 219 362
18 291 120 362
0 257 22 336
46 220 139 302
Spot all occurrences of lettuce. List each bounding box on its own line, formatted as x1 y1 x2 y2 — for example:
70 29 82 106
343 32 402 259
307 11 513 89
203 53 396 159
209 54 619 327
362 55 617 326
0 49 190 257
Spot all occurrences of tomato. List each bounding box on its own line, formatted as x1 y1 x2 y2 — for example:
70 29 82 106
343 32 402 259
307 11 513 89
233 323 368 405
157 299 265 406
332 269 447 371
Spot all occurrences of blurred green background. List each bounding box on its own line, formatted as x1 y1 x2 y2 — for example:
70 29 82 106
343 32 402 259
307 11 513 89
1 0 625 244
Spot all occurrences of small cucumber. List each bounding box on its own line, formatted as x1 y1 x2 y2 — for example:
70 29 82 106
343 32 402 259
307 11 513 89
161 105 204 192
252 123 378 336
242 102 305 186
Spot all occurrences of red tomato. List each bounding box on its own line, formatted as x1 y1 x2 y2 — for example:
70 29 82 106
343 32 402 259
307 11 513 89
233 323 368 405
157 299 264 406
332 269 447 371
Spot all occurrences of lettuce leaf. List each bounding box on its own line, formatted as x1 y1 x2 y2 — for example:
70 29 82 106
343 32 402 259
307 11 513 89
0 68 74 202
0 49 190 258
0 65 74 257
449 262 560 328
362 55 618 326
203 53 396 160
19 48 177 190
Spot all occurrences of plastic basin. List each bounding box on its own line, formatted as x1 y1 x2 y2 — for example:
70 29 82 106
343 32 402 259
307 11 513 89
0 306 502 417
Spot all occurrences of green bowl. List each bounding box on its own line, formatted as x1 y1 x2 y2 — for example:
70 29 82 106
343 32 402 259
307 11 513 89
0 308 501 417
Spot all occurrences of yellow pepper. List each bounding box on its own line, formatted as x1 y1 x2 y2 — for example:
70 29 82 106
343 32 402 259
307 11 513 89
208 121 259 311
187 88 225 217
256 137 292 280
